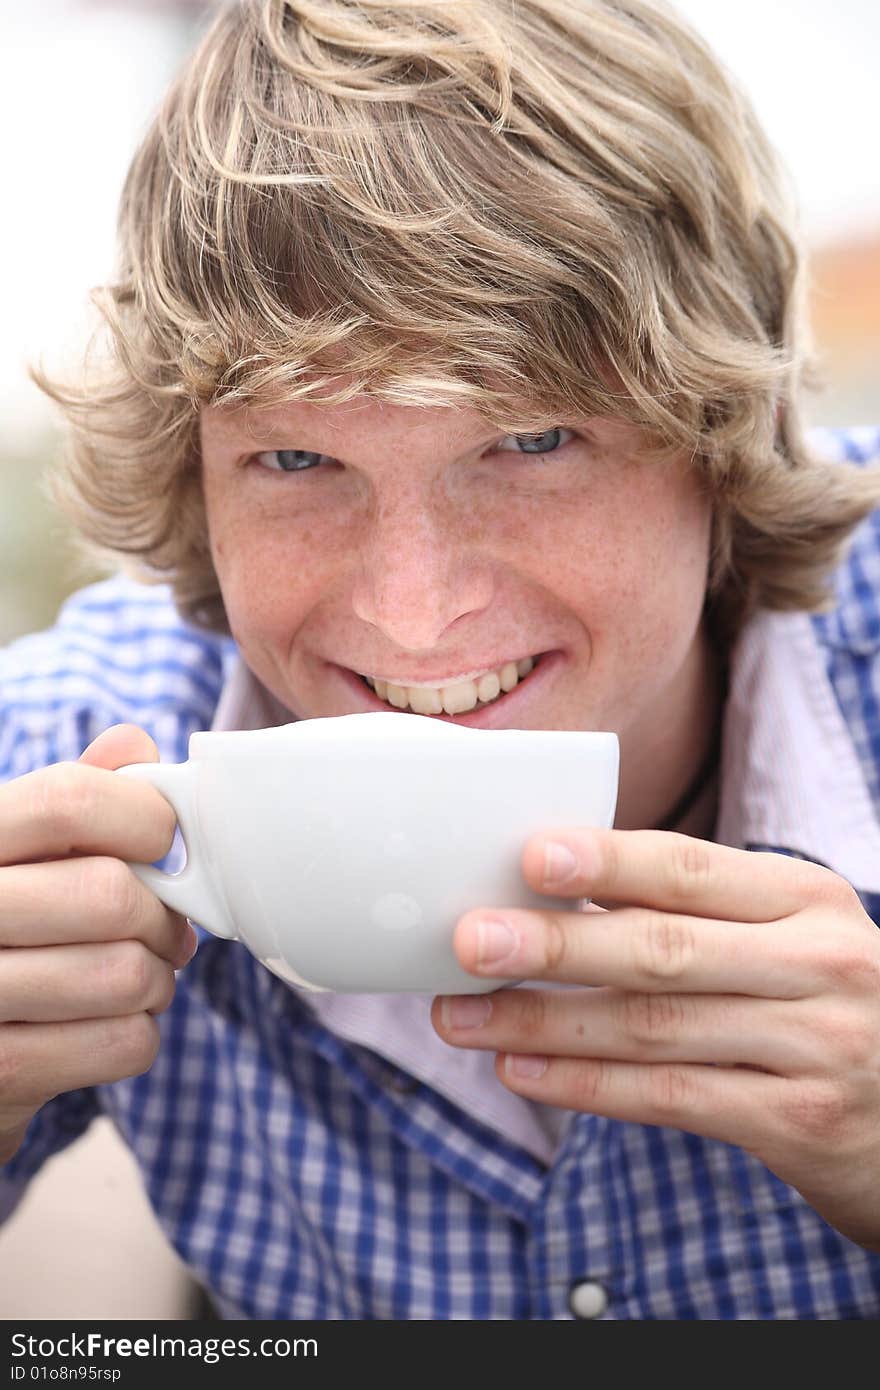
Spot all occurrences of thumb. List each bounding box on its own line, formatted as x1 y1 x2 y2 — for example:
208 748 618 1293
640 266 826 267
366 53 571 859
78 723 161 771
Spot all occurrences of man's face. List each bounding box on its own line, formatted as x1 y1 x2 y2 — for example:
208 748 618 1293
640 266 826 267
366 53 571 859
199 397 713 747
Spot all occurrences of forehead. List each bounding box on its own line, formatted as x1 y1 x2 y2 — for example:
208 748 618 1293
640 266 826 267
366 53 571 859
202 393 482 442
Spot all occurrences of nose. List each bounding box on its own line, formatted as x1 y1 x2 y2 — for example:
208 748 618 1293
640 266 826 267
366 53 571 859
350 488 494 652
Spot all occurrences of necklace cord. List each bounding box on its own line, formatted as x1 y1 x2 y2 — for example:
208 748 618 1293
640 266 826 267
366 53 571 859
653 659 728 833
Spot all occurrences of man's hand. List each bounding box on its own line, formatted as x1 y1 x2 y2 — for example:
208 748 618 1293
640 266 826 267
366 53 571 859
431 828 880 1251
0 725 197 1165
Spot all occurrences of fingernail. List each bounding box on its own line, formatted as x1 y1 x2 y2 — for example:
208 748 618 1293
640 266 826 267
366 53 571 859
178 920 199 965
506 1054 548 1080
476 916 518 970
543 840 578 888
440 996 492 1030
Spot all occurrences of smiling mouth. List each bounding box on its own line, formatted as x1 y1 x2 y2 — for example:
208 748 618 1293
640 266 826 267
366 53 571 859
356 653 546 716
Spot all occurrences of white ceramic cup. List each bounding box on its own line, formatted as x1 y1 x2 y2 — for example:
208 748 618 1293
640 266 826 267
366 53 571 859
116 711 619 994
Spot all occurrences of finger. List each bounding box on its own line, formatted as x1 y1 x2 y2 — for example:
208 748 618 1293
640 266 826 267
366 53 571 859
0 857 197 967
0 1014 162 1108
0 748 178 869
453 904 865 997
521 827 860 923
432 987 834 1075
77 723 161 771
0 941 177 1023
493 1050 781 1151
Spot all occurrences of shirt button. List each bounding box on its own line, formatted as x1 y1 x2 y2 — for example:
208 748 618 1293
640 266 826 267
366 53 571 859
569 1280 609 1320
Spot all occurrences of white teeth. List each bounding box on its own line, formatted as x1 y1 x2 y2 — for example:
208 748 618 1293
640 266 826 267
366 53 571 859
408 686 443 715
441 682 478 715
499 661 519 692
475 670 501 704
362 654 541 715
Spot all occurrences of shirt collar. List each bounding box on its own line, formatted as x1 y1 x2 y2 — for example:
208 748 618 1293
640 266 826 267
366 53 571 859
716 608 880 892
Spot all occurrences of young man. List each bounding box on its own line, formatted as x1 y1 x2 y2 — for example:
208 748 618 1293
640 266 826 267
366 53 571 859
2 0 880 1318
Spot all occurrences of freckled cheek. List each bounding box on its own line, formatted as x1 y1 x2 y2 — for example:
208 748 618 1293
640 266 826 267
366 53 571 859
581 488 709 644
613 496 712 661
207 506 331 642
476 485 569 548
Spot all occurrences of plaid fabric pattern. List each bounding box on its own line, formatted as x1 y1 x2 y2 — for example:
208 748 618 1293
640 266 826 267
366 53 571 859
2 426 880 1319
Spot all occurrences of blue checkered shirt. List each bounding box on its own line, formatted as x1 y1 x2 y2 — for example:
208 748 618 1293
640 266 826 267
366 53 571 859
3 426 880 1319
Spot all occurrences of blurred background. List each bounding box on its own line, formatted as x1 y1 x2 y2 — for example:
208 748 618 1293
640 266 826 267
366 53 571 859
1 0 878 647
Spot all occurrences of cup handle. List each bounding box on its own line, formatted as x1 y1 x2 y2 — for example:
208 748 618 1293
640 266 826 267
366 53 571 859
116 761 237 941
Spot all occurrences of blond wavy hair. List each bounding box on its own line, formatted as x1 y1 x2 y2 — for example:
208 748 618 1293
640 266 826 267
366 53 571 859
35 0 880 647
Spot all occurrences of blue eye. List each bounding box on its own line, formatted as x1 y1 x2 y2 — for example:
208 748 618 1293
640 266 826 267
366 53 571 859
252 427 573 475
497 428 573 455
254 449 327 473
